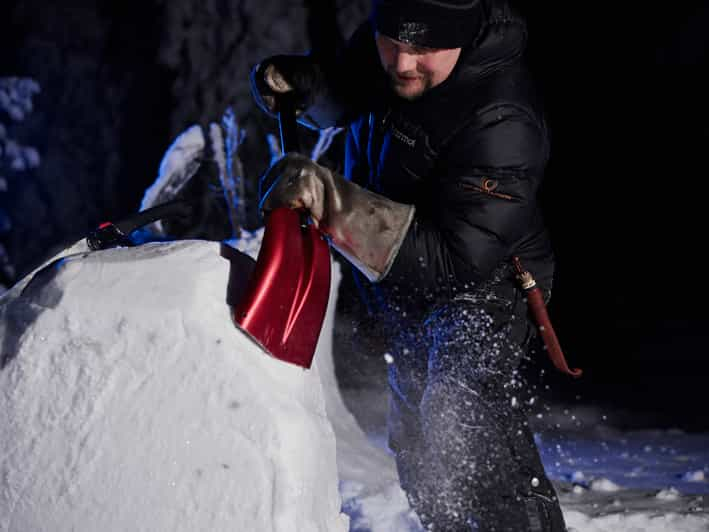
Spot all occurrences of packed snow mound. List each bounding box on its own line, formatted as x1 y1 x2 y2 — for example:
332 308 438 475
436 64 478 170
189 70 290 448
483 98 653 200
0 240 349 532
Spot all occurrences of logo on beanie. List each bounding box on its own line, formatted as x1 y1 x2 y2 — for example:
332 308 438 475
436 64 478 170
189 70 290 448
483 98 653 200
374 0 484 49
396 22 429 46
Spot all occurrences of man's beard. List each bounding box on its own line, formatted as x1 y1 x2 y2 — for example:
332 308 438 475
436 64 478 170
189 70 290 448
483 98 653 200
387 69 432 101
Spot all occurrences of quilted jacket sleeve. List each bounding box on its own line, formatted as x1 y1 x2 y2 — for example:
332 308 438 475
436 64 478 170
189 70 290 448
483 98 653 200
384 104 550 290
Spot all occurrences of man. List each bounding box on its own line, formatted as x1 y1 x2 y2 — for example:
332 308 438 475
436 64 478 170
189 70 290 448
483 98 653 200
251 0 568 530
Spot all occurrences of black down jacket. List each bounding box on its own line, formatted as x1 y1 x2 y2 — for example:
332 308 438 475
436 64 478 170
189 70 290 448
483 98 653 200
301 0 554 319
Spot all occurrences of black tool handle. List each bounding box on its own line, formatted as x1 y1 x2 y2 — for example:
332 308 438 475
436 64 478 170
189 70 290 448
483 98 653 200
276 94 310 229
87 199 196 250
277 95 301 154
114 198 194 236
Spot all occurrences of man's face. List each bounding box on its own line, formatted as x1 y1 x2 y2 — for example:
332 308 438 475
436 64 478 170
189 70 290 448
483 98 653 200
375 32 462 100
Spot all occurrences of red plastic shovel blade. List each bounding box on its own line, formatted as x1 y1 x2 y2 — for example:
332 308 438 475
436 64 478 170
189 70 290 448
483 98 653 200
232 208 331 368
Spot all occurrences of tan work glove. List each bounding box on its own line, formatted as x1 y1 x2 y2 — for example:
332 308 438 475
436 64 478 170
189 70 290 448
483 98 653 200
260 153 415 282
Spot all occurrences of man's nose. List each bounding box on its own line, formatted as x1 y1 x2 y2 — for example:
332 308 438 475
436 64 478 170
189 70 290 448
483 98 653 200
394 50 417 73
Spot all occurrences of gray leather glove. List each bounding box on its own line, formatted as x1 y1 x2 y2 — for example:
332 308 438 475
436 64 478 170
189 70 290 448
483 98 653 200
260 153 415 282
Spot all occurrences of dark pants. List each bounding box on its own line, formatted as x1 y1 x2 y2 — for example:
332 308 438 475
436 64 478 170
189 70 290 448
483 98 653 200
386 289 567 532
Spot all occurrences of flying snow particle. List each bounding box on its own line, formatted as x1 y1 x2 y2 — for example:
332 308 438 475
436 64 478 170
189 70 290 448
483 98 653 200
682 471 706 482
570 471 586 483
656 487 681 501
590 478 621 492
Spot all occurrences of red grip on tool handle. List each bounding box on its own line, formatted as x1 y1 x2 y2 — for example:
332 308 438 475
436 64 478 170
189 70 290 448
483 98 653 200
513 257 582 378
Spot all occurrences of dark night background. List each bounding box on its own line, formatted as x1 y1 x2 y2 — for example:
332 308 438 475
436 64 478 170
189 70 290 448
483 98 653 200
2 2 707 430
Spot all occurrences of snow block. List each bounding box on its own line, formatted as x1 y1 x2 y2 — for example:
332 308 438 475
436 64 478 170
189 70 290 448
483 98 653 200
0 240 349 532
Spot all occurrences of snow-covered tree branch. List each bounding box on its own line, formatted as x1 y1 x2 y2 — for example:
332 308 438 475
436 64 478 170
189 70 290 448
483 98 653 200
0 77 41 291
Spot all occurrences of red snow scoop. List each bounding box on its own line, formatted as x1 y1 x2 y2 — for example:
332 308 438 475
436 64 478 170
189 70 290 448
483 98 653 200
228 208 330 368
228 99 331 368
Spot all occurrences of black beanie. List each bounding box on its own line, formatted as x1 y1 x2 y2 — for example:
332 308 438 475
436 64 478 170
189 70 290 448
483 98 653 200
372 0 486 49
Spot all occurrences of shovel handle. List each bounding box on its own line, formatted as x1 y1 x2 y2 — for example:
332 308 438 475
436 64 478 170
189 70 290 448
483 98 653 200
277 94 301 154
276 94 308 228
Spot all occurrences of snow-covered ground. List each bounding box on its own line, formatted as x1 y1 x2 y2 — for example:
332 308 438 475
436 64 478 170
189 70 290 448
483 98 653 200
337 384 709 532
1 235 707 531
